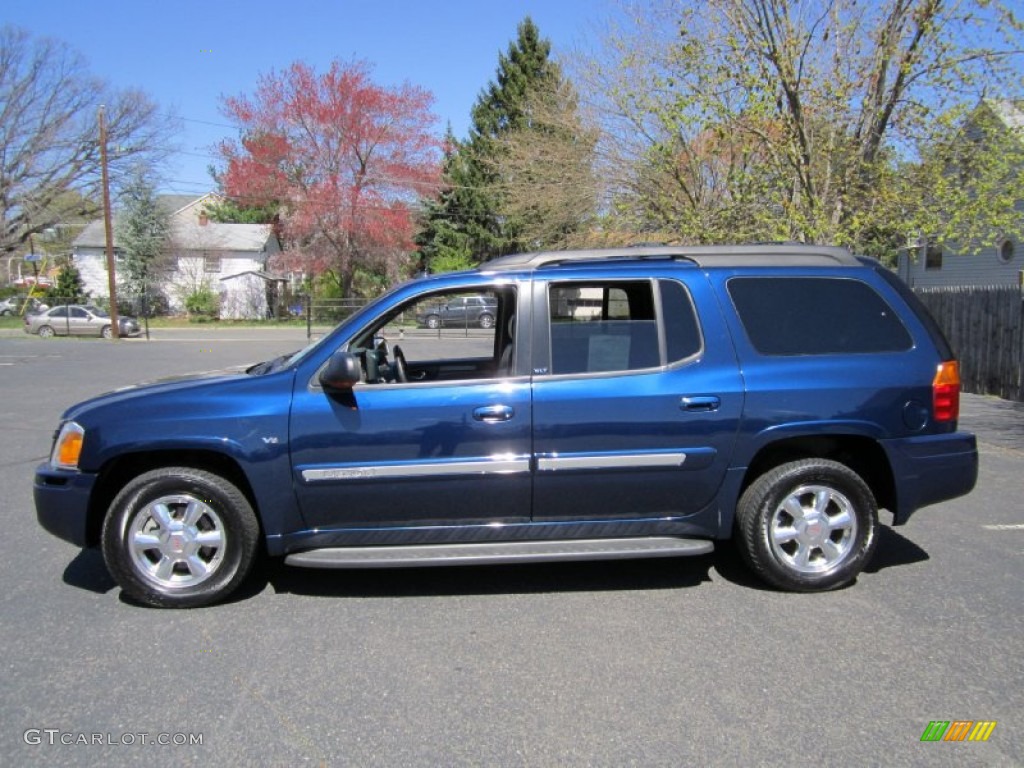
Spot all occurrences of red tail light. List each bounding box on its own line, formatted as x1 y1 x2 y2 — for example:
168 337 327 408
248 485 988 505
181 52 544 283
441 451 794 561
933 361 960 423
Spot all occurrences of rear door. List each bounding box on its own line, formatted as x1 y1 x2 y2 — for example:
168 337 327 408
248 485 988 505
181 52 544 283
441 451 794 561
529 270 744 525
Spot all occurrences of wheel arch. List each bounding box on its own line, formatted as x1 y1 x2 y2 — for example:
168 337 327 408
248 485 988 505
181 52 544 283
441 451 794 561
738 434 896 523
85 450 263 547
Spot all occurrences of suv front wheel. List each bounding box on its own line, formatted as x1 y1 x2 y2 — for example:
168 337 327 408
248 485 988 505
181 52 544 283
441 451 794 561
735 458 878 592
101 467 259 608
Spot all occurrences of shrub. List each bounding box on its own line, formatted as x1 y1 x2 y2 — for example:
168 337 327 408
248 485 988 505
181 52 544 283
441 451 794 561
185 288 218 321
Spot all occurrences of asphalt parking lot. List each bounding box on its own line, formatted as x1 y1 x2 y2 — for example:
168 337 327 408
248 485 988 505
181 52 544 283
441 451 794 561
1 330 1021 767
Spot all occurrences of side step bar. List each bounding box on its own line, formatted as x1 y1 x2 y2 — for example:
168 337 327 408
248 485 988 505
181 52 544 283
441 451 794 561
284 536 713 569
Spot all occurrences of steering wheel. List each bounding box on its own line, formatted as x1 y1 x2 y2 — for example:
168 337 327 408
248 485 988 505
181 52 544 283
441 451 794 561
374 337 390 362
392 345 408 383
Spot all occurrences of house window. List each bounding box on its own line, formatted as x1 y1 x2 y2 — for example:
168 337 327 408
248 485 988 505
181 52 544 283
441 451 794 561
204 255 221 274
925 244 943 271
999 238 1015 263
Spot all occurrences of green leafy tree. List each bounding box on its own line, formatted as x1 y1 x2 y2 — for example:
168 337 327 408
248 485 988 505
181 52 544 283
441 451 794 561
487 78 599 250
116 170 170 296
580 0 1023 261
418 17 572 263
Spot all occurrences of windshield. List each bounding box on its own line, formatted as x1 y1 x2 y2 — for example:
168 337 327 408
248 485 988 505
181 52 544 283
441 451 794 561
272 281 416 371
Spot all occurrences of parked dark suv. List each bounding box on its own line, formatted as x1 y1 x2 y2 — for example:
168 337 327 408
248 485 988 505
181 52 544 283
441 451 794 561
416 294 498 329
34 245 978 607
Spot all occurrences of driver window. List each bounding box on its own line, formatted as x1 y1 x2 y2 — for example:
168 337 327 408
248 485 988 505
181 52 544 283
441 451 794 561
351 287 517 385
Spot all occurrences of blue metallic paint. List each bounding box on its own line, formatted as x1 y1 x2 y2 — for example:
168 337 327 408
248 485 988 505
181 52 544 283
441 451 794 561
33 257 978 565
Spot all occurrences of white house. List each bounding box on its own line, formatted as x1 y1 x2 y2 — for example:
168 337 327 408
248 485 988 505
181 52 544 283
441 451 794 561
897 100 1023 288
72 194 282 319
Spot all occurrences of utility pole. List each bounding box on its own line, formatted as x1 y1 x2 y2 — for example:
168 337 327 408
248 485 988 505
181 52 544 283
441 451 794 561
99 105 120 339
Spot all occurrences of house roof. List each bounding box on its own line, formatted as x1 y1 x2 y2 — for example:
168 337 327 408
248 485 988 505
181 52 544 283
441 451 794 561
220 270 288 283
73 194 277 253
156 195 208 216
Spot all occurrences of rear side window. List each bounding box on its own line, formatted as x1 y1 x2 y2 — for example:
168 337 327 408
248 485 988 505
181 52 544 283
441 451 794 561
546 279 702 374
728 277 913 355
868 259 954 360
548 281 659 374
660 280 702 362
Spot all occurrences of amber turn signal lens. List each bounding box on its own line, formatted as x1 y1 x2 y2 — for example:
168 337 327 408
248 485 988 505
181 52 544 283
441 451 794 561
932 361 961 422
52 422 85 469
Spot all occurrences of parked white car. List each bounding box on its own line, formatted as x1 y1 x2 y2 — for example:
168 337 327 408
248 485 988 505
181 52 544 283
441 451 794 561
23 305 141 339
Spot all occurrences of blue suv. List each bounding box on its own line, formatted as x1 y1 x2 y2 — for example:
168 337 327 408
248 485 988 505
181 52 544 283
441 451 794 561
34 245 978 607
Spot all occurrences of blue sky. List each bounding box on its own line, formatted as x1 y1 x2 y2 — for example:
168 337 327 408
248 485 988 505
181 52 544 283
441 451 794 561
6 0 615 195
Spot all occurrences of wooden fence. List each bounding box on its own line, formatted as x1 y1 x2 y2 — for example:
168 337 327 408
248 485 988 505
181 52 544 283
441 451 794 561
915 286 1024 402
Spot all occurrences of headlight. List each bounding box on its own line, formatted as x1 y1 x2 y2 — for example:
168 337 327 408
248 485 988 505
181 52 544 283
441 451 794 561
51 421 85 470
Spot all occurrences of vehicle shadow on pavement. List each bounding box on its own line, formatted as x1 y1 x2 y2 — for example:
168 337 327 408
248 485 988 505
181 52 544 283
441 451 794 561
711 525 931 591
863 526 930 573
262 555 716 599
59 526 928 604
62 549 117 594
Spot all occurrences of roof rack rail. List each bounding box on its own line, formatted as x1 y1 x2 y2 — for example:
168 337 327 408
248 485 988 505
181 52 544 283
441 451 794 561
482 244 858 271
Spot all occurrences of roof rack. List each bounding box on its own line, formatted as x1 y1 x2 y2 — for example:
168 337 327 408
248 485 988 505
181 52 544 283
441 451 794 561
482 244 860 270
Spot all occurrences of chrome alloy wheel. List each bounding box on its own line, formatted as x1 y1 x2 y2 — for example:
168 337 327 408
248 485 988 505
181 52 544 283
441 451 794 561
768 484 857 574
127 494 226 589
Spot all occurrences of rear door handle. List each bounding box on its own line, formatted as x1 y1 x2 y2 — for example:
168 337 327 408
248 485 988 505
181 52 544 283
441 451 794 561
473 405 515 422
680 396 721 412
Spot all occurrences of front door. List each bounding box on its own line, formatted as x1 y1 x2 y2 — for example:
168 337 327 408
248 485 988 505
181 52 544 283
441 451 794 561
289 283 532 532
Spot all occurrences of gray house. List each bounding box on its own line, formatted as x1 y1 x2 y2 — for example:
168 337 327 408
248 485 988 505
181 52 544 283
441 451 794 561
72 194 282 318
897 100 1023 288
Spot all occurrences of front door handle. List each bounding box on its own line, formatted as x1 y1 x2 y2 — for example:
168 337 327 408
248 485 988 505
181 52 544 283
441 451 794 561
473 405 515 422
680 396 721 412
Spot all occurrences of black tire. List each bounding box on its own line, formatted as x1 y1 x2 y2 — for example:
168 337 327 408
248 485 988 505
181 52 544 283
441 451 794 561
38 325 55 338
101 325 113 339
101 467 259 608
425 314 440 329
478 313 495 329
735 458 878 592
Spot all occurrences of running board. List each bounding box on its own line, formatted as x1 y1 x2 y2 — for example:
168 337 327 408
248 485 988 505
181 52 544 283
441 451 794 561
284 537 714 569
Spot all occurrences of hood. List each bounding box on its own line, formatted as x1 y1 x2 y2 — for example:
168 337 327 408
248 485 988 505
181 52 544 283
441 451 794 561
63 365 254 420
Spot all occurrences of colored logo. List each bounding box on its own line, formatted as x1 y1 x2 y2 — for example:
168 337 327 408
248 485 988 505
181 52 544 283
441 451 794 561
920 721 997 742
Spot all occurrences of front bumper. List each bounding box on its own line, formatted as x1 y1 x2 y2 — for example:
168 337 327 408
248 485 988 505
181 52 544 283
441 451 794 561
34 464 98 547
882 431 978 524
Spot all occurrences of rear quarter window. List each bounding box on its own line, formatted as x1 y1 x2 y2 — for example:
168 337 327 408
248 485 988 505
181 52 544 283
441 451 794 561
728 277 913 355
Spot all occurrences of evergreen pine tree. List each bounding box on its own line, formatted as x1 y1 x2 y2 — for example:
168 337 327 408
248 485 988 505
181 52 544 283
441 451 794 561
417 17 565 264
116 170 171 298
414 125 475 273
46 263 89 303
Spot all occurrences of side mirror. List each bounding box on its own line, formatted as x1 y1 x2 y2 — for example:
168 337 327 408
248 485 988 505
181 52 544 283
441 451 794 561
319 351 362 392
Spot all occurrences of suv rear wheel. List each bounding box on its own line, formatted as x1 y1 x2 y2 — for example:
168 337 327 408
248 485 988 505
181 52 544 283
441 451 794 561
735 458 878 592
101 467 259 608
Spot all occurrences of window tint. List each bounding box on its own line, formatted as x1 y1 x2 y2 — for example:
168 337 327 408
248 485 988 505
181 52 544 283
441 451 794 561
728 277 912 355
659 280 702 363
549 281 660 374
